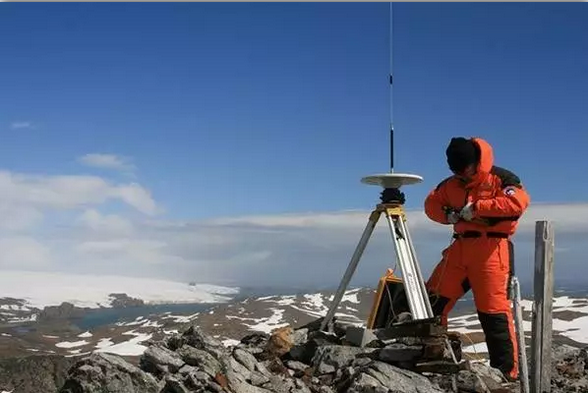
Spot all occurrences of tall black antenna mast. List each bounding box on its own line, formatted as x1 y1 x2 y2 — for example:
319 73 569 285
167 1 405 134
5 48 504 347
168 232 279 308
389 2 395 173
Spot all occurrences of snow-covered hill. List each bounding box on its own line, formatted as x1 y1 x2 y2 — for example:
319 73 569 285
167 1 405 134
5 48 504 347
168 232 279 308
0 271 239 311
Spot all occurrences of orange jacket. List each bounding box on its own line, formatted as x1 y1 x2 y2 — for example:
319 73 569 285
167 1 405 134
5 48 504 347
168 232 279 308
424 137 530 235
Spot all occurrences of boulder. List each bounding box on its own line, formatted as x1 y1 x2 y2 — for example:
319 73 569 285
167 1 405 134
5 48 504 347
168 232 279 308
59 352 160 393
0 354 74 393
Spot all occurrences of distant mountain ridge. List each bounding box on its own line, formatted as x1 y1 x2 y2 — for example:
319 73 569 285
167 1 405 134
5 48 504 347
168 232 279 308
2 286 588 393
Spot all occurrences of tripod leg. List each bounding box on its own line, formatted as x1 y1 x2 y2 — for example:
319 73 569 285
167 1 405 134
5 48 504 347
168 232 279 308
386 210 458 364
384 211 433 321
320 210 381 331
400 216 434 317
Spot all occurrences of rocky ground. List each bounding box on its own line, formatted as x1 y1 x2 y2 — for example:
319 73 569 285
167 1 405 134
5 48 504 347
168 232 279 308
2 316 584 393
2 287 588 392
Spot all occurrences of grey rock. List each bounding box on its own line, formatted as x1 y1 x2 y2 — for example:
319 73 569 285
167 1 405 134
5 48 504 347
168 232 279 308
177 345 222 377
240 332 270 347
250 371 271 386
184 369 212 387
311 345 377 375
207 381 226 392
345 326 378 348
180 325 228 360
318 386 335 393
60 352 159 393
141 345 185 375
262 374 312 393
228 377 275 393
0 354 74 393
234 348 259 371
377 344 424 363
255 361 273 379
347 361 445 393
161 375 189 393
352 356 373 368
285 360 309 373
235 334 269 356
247 346 266 355
291 328 309 346
183 372 205 390
456 370 490 392
551 346 588 393
346 373 384 393
178 364 196 375
428 373 457 392
229 354 253 381
289 330 342 364
469 361 504 390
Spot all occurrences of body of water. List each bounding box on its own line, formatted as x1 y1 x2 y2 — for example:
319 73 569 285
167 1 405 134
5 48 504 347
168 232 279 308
75 302 216 331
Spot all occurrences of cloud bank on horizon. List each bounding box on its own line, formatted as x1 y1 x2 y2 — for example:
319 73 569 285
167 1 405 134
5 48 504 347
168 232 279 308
0 154 585 291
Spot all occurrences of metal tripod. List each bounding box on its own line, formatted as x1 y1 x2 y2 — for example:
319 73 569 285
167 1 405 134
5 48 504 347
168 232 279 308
320 179 434 331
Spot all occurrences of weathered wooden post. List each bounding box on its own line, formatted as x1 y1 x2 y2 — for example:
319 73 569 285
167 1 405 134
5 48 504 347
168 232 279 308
530 220 555 393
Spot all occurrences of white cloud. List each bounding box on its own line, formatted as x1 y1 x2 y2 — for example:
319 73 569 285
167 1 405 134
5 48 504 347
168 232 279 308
0 204 42 232
78 209 134 236
112 183 160 215
10 121 33 129
78 153 135 173
0 237 52 269
0 161 585 293
35 202 588 289
0 170 158 215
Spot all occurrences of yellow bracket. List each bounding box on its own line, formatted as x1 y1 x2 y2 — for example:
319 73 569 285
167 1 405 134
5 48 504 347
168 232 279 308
374 203 406 220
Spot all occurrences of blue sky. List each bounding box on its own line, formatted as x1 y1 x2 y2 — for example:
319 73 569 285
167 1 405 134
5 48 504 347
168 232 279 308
0 3 587 291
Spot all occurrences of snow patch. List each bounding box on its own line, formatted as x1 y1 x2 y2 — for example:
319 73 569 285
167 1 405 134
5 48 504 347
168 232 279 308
463 342 488 354
55 340 90 349
94 331 152 356
222 338 240 347
161 312 199 324
78 331 93 338
95 338 114 349
0 304 31 312
141 319 163 328
242 308 290 334
116 316 147 327
7 314 37 323
328 288 362 304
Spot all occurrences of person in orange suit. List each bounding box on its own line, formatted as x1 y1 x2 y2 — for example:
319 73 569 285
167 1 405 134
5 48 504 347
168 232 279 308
424 136 530 381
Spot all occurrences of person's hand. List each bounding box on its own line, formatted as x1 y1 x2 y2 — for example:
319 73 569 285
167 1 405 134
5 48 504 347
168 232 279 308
446 209 460 224
459 201 475 221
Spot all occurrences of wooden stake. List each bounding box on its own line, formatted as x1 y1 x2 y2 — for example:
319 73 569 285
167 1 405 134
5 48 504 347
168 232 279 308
530 220 555 393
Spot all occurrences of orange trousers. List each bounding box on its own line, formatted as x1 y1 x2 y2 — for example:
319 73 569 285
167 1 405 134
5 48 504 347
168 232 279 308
425 232 518 380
